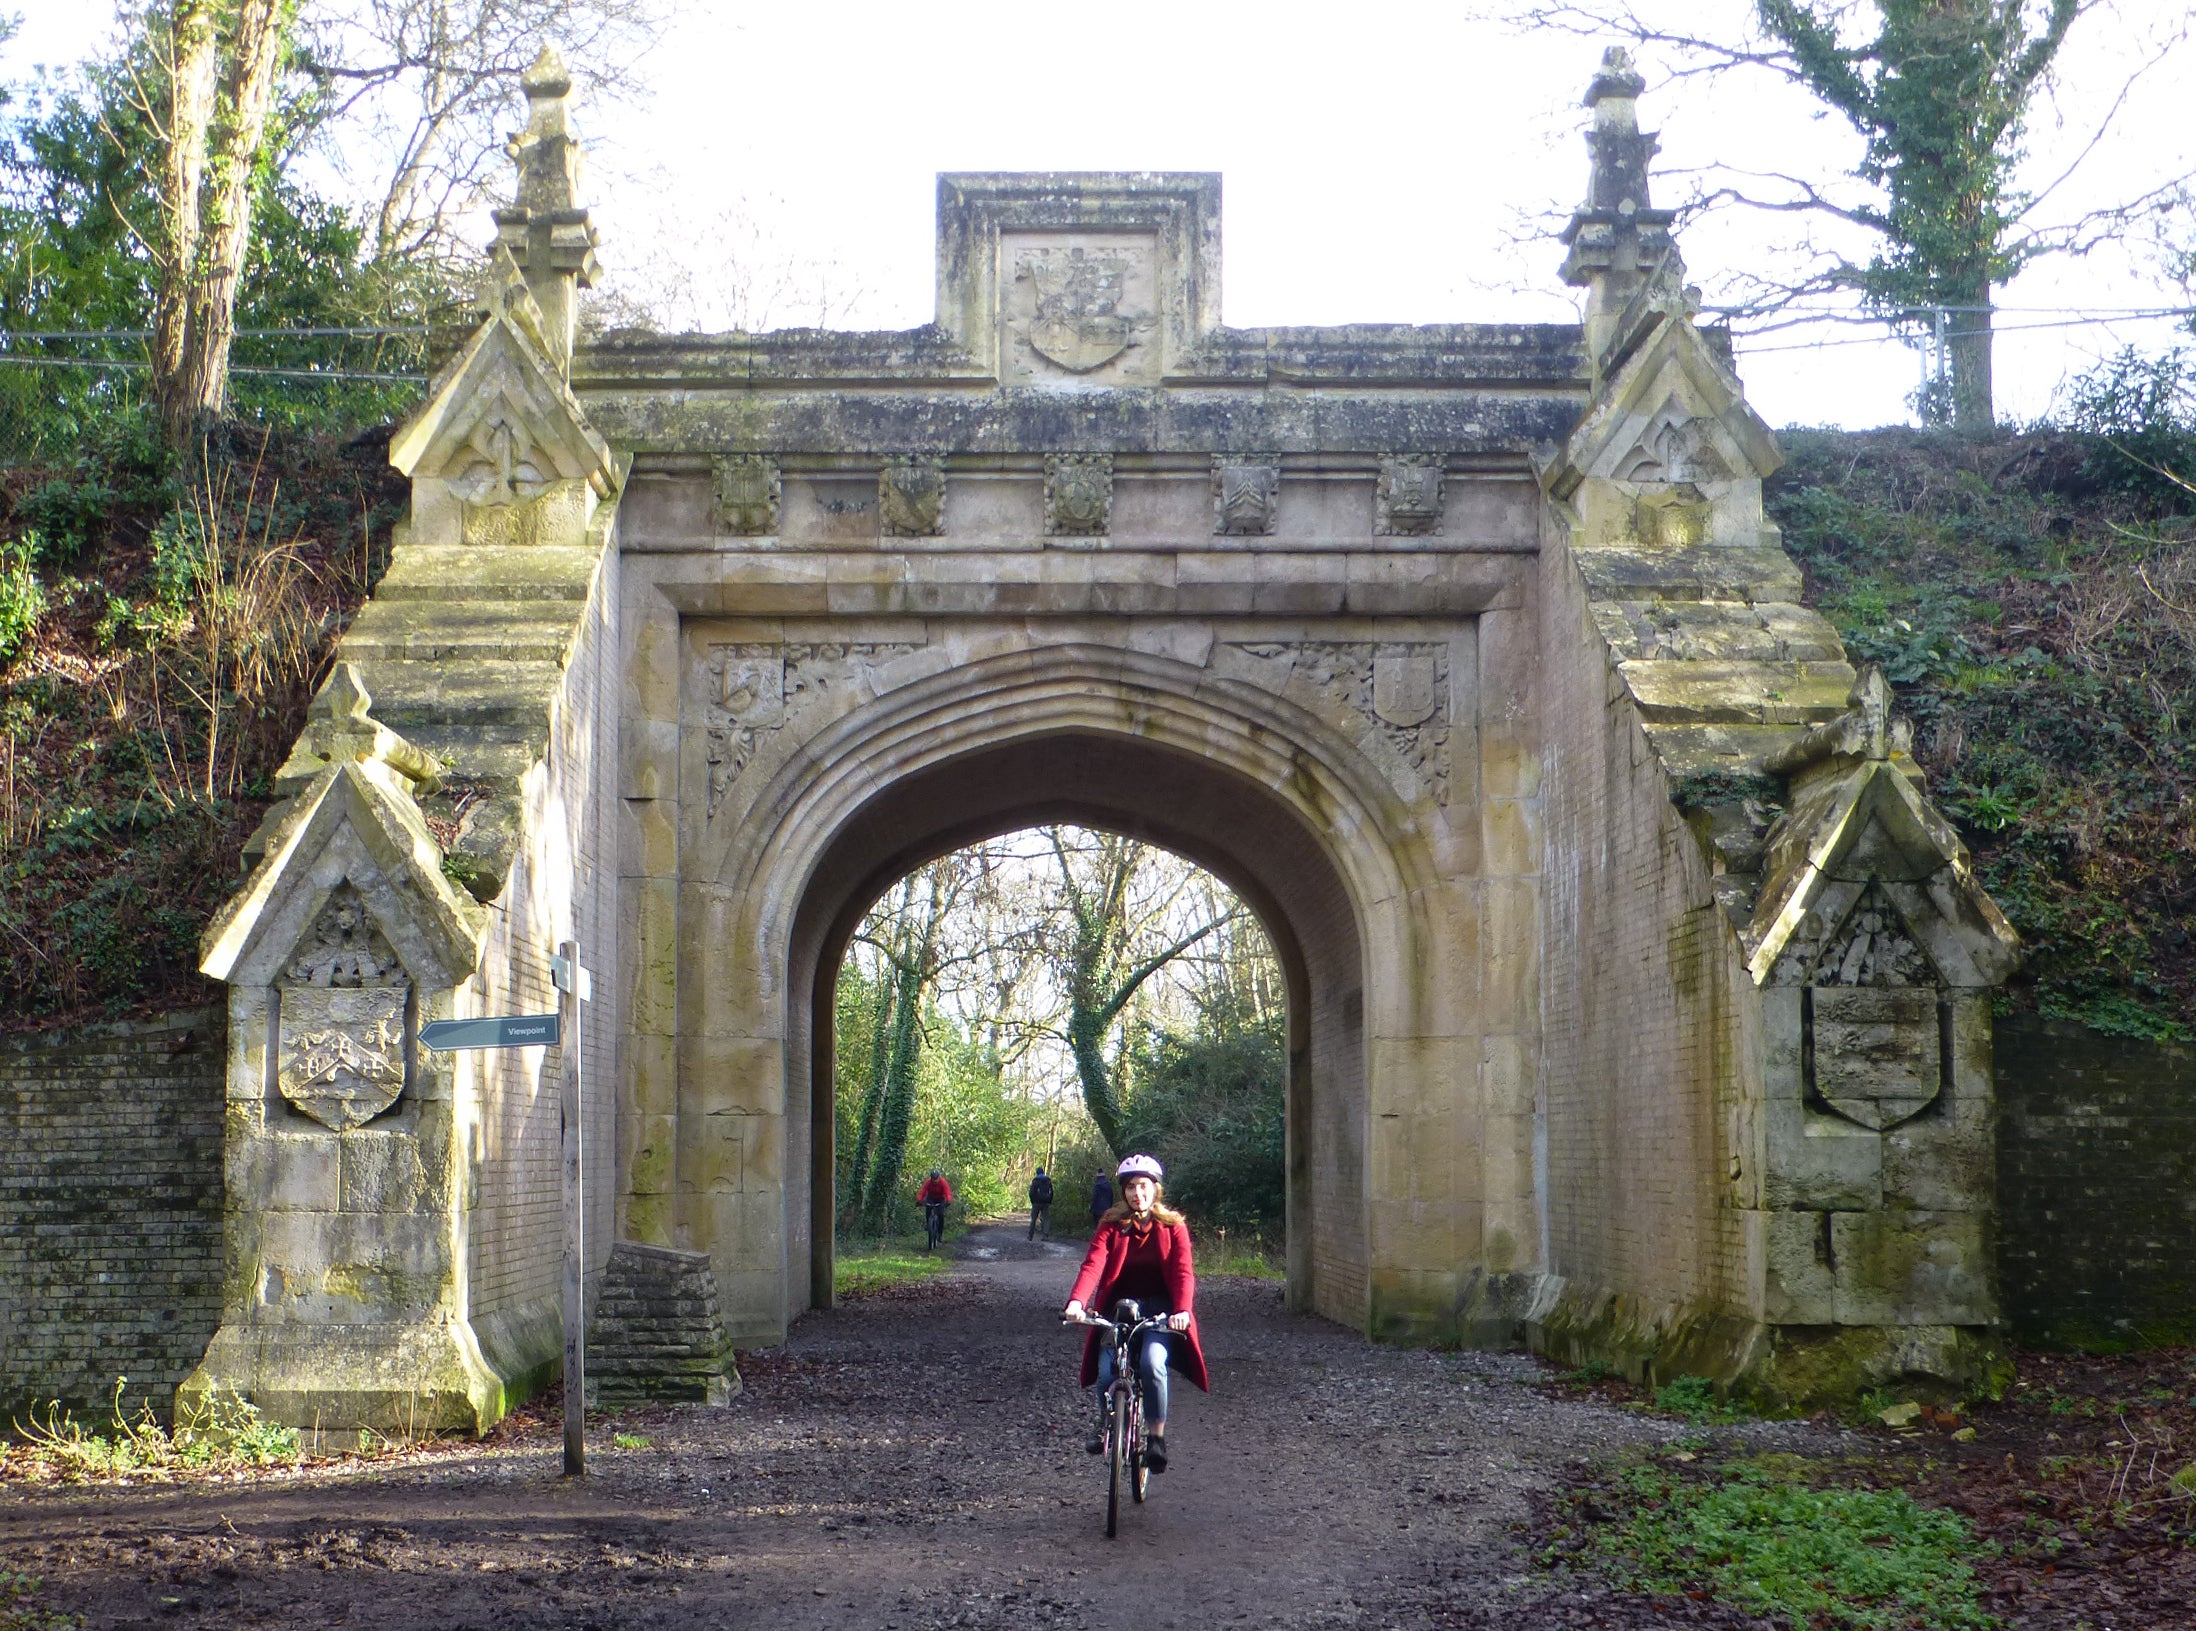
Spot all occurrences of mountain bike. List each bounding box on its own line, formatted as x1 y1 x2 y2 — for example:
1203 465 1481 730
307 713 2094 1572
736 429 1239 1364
1067 1301 1167 1537
922 1200 948 1250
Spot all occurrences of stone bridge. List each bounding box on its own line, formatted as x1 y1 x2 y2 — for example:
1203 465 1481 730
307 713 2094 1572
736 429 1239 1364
181 47 2019 1432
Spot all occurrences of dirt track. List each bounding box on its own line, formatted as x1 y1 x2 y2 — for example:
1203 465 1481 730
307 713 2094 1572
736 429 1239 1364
0 1224 1743 1630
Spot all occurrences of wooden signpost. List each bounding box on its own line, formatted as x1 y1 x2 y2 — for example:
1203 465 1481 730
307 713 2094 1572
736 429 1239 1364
421 945 591 1476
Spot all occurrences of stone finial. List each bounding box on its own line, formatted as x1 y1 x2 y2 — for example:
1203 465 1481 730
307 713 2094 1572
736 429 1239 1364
492 44 599 374
276 663 444 796
1763 666 1915 782
1560 47 1681 362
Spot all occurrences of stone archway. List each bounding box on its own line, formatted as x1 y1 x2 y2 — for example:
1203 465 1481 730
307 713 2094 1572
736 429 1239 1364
683 642 1455 1347
791 730 1361 1320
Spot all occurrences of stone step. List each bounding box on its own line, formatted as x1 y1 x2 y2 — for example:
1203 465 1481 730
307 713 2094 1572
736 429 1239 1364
372 544 602 604
343 602 581 664
352 658 565 731
1619 658 1856 727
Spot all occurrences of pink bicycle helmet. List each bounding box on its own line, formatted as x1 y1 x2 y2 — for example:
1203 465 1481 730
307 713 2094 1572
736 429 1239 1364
1115 1153 1164 1182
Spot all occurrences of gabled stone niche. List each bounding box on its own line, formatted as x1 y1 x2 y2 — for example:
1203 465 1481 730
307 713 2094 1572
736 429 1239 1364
1735 674 2021 1395
181 752 501 1435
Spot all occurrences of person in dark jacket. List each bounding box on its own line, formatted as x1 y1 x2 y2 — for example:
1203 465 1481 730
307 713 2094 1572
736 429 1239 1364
1028 1166 1055 1239
1089 1170 1114 1226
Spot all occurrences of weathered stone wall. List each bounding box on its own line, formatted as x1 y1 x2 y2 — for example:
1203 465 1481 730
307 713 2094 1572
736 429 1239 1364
1532 517 1753 1361
1998 1014 2196 1350
0 1008 224 1422
464 512 624 1393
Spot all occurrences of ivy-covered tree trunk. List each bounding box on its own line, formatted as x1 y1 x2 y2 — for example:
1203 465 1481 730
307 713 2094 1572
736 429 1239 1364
860 953 928 1231
152 0 218 433
152 0 292 445
1051 829 1236 1159
841 970 896 1229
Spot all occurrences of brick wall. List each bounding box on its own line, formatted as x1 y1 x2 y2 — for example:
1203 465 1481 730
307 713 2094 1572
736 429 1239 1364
0 1007 224 1422
1535 531 1751 1324
1997 1014 2196 1349
466 523 621 1374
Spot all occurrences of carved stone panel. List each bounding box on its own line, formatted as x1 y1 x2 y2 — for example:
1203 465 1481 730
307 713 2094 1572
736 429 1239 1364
1213 460 1280 536
1045 454 1113 536
1613 399 1734 484
1376 456 1444 536
1783 883 1945 1130
705 641 920 814
1005 238 1156 380
1232 641 1451 803
879 457 947 536
1808 986 1942 1130
713 455 780 535
1798 884 1936 989
277 886 410 1131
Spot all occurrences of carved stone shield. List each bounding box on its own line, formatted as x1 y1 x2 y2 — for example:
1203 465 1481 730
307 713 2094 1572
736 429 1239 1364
718 652 786 727
1044 454 1113 535
879 457 947 536
1373 652 1439 728
1377 456 1444 535
1213 461 1280 536
1809 986 1941 1130
1017 248 1141 373
280 986 408 1130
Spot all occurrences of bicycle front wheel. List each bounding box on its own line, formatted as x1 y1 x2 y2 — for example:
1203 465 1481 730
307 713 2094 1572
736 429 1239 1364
1130 1391 1150 1504
1105 1386 1129 1538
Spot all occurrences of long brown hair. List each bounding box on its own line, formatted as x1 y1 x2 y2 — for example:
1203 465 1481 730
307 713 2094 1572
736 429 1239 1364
1101 1180 1185 1229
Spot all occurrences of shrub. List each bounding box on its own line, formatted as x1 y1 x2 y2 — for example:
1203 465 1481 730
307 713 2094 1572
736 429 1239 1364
1117 1018 1285 1228
0 536 45 663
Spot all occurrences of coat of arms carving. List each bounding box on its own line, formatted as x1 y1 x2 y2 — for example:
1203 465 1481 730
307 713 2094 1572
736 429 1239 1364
1376 456 1445 536
277 886 410 1131
713 454 780 535
879 457 947 536
1213 460 1280 536
1014 247 1147 373
1791 884 1945 1131
1045 454 1114 535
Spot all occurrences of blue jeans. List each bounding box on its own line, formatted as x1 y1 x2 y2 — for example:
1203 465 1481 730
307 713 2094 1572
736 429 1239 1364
1096 1325 1173 1428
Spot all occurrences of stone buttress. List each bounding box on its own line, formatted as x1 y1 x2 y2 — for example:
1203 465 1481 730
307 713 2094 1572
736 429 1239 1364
179 50 720 1433
1529 49 2020 1399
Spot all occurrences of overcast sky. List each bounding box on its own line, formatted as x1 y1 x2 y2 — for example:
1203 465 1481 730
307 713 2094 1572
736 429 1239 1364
10 1 2192 430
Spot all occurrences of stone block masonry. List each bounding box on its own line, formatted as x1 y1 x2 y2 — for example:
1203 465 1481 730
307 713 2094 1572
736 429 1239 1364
0 1008 224 1424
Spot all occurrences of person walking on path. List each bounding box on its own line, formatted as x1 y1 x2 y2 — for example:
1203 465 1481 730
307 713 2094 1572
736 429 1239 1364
917 1169 954 1250
1088 1169 1114 1227
1028 1166 1055 1239
1062 1154 1207 1473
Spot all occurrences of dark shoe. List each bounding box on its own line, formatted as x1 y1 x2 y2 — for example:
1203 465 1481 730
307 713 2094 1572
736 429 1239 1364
1145 1435 1167 1473
1085 1429 1104 1455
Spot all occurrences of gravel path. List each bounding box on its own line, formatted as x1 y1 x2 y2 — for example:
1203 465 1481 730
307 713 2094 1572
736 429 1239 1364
0 1223 1730 1630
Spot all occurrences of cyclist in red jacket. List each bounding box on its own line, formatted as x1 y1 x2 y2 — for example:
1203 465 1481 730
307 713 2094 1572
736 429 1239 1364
917 1169 953 1250
1062 1154 1208 1472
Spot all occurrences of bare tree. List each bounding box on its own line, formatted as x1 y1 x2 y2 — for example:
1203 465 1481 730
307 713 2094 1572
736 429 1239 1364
1507 1 2196 430
292 0 663 269
1047 829 1239 1157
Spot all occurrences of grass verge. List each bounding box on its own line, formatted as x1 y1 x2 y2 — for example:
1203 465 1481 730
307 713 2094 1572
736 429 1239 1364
834 1239 950 1298
1545 1452 1999 1630
1197 1227 1284 1281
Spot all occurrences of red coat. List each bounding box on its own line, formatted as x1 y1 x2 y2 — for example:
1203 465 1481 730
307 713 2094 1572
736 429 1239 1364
917 1176 952 1204
1068 1218 1210 1392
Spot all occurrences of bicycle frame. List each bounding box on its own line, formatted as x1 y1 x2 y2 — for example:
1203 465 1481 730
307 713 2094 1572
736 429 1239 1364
1068 1302 1170 1536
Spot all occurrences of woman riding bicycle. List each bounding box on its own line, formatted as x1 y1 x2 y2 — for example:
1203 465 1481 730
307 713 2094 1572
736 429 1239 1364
1062 1154 1209 1473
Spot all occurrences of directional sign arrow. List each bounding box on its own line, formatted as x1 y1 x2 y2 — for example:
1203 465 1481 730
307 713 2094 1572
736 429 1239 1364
419 1014 560 1051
